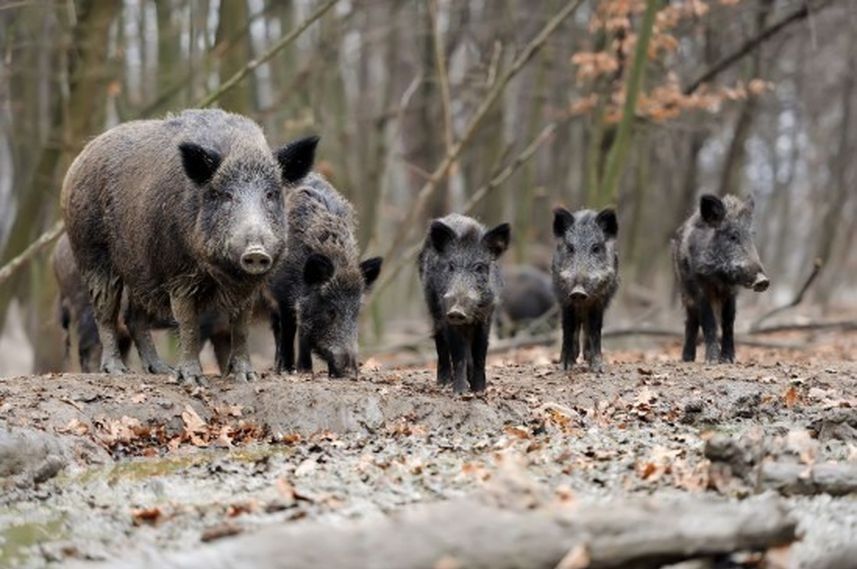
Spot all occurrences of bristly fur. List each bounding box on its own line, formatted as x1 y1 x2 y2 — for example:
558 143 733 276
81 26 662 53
269 173 381 377
673 193 769 364
61 109 314 382
551 207 619 372
418 213 510 394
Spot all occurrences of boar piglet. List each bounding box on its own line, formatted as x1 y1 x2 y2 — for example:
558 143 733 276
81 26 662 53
673 194 769 363
62 109 317 384
269 174 382 378
419 214 510 393
496 265 556 338
551 207 619 372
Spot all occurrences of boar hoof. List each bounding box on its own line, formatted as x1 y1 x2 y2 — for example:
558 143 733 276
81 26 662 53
101 358 128 375
436 372 451 386
228 358 257 383
588 361 604 374
719 353 735 364
144 360 174 375
174 362 206 386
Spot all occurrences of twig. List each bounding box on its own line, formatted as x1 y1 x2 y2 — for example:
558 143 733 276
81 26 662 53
428 0 454 154
373 121 558 296
751 258 823 330
380 0 584 269
683 0 831 95
196 0 339 108
0 219 65 287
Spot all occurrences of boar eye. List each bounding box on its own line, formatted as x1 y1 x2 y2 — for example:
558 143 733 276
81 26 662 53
209 189 232 202
474 262 488 275
566 244 575 255
447 261 455 271
729 233 739 243
266 189 280 201
591 243 603 255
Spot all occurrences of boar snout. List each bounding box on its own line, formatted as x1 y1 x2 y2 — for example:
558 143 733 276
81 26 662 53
327 350 357 378
570 284 589 302
443 289 478 325
240 245 273 275
752 272 770 292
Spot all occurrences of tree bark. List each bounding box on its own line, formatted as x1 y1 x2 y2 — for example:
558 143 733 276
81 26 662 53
106 496 796 569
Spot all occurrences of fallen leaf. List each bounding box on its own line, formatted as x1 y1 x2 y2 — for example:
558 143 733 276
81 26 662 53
200 522 242 542
132 507 163 526
57 418 89 436
131 393 147 404
182 404 207 434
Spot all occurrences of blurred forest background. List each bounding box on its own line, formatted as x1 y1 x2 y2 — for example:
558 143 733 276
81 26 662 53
0 0 855 375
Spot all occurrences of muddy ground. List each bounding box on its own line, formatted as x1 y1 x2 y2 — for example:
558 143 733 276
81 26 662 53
1 329 856 568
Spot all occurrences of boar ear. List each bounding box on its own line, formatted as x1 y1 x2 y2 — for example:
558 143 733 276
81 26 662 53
429 221 456 253
360 257 383 288
483 223 511 258
276 135 319 185
553 207 574 237
700 194 726 225
596 208 618 239
303 253 334 286
179 143 222 186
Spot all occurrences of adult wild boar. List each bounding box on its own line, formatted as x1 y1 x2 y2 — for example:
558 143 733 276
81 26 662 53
61 109 317 383
551 207 619 372
673 194 769 364
419 214 510 394
496 264 556 338
269 174 382 377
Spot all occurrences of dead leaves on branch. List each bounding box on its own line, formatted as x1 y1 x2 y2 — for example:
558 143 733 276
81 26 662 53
570 0 770 123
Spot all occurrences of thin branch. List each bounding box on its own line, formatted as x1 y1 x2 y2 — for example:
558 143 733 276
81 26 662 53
428 0 454 153
751 258 823 330
683 0 831 95
196 0 340 108
373 121 557 296
598 0 658 206
0 220 64 288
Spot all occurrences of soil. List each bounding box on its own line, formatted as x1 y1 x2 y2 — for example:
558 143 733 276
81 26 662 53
1 331 856 568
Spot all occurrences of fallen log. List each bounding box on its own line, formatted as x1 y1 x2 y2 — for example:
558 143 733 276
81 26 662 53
100 495 796 569
759 461 857 497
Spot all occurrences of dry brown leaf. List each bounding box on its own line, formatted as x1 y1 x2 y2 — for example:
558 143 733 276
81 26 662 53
130 393 147 404
783 386 802 408
57 418 89 436
504 425 531 440
131 506 163 526
182 404 206 434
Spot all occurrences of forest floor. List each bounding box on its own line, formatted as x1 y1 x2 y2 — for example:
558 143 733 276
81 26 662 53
1 328 856 568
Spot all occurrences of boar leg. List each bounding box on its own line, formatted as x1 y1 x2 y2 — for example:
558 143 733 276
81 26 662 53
434 328 452 386
209 331 232 376
446 326 470 395
87 270 127 374
297 331 314 373
76 305 102 373
720 294 736 363
469 323 490 393
699 295 720 364
681 302 699 362
126 303 172 374
169 294 205 385
227 303 257 382
584 308 604 373
560 305 580 370
274 303 298 373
